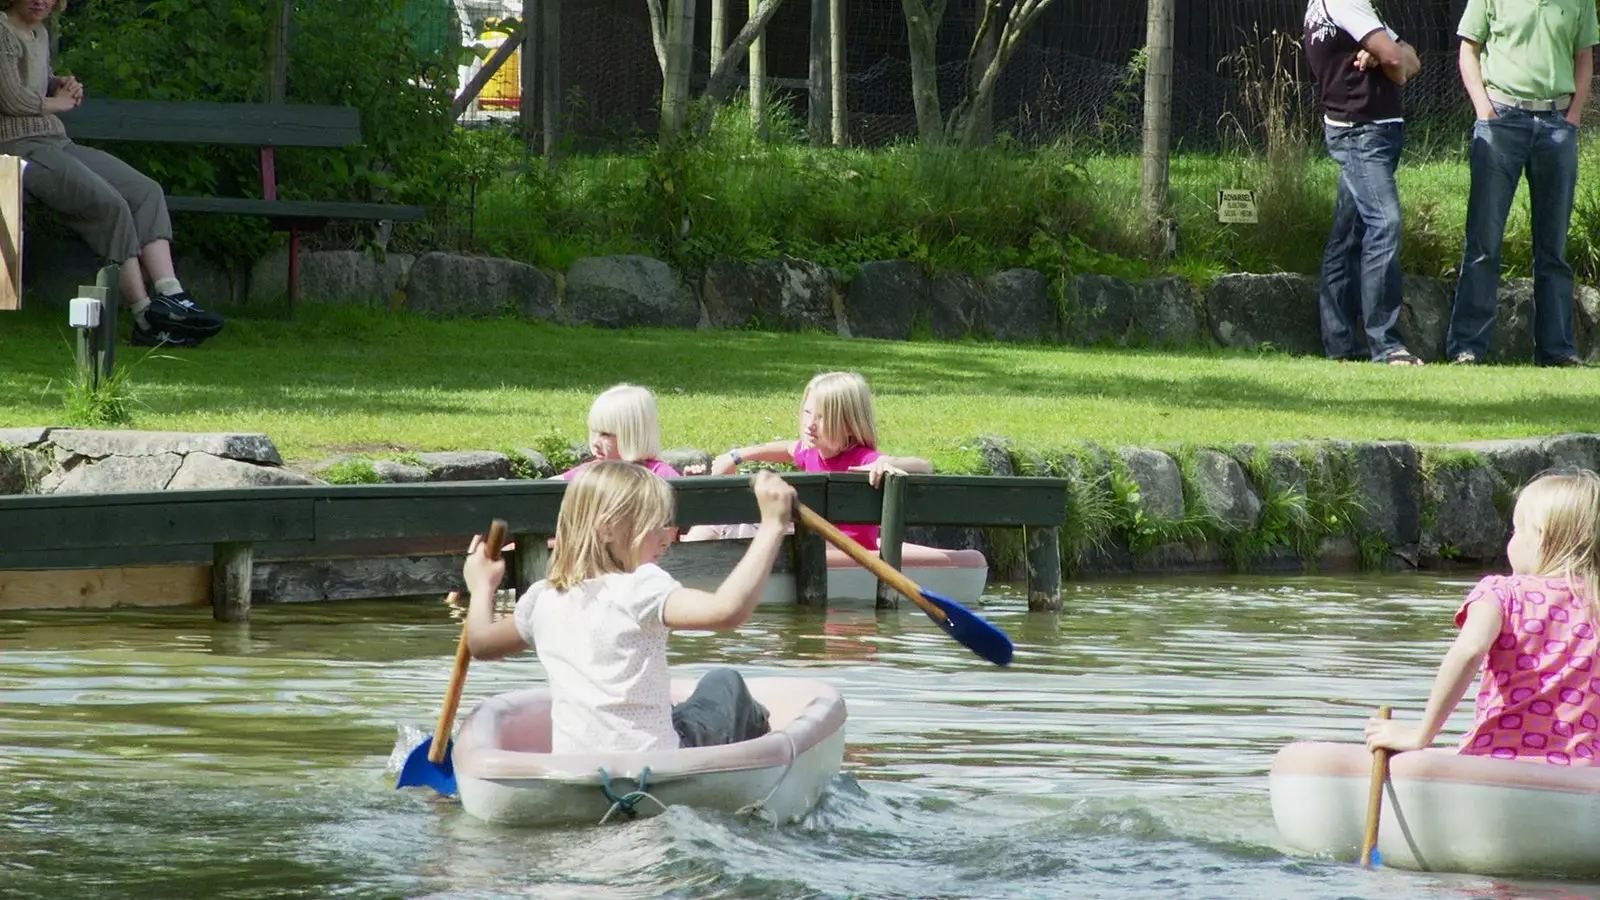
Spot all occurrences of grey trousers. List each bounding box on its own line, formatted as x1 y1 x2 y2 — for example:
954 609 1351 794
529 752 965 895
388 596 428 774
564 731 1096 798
672 668 771 748
2 133 171 265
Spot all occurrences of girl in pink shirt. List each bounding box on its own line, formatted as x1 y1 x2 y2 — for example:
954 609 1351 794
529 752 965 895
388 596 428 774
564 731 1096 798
556 383 682 481
1366 470 1600 765
696 371 930 549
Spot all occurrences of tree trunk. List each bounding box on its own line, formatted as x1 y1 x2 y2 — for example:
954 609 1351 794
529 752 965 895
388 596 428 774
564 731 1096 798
660 0 696 136
945 0 1059 147
901 0 947 144
695 0 788 134
645 0 668 74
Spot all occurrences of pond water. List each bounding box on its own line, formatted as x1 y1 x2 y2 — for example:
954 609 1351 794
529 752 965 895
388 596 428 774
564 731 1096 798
2 574 1596 900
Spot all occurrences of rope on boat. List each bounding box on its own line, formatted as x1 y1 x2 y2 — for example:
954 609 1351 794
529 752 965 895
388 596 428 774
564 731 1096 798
596 766 666 825
736 731 800 826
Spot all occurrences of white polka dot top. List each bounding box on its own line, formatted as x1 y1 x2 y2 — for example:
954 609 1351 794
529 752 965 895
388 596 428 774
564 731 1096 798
513 563 681 754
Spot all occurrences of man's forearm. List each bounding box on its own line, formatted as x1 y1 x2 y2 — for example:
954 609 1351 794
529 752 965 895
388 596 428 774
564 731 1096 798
1459 40 1495 118
1570 48 1593 125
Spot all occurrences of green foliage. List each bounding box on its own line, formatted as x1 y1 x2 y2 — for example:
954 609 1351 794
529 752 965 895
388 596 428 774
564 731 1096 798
1238 446 1317 568
56 0 455 264
504 448 540 480
527 431 581 474
57 341 172 427
319 459 384 485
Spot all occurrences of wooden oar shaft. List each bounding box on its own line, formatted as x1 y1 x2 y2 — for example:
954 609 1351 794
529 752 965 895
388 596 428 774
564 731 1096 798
794 502 947 623
1360 705 1392 866
425 519 508 765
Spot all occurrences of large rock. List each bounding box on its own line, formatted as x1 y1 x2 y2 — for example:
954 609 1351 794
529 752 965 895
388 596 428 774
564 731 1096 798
659 446 713 475
372 460 429 483
927 271 984 339
1118 447 1185 520
1428 461 1508 561
1131 277 1207 347
1448 437 1549 491
1541 433 1600 473
1398 276 1454 362
982 268 1058 342
0 446 48 494
1258 443 1311 501
1579 284 1600 363
1349 441 1422 547
1206 273 1322 356
0 427 52 449
416 451 510 482
47 430 282 465
1484 279 1540 364
1191 449 1263 530
846 260 923 340
167 453 319 490
1072 273 1136 345
405 252 557 319
564 255 698 329
45 453 184 494
975 435 1016 476
700 259 841 333
250 248 413 309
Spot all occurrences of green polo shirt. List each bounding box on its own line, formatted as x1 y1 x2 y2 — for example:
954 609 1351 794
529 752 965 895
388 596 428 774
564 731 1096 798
1459 0 1600 99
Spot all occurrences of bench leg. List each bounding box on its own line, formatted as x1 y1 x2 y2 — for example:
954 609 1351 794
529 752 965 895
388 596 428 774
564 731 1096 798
287 226 300 314
212 542 254 622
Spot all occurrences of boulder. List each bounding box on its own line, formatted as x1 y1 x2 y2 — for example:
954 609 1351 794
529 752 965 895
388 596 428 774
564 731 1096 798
982 268 1058 342
0 446 48 495
1348 441 1422 547
927 271 984 339
700 259 841 333
372 460 430 483
1427 461 1508 562
167 453 320 490
564 255 698 329
1206 273 1323 356
416 451 511 482
1447 438 1549 491
405 252 557 319
1118 447 1185 520
846 260 923 340
1541 433 1600 473
250 248 412 308
47 430 282 465
1398 276 1454 362
1191 449 1263 530
45 453 183 494
508 449 557 479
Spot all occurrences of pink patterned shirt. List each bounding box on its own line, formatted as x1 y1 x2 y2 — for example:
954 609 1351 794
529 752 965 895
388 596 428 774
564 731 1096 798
1457 574 1600 766
793 443 882 549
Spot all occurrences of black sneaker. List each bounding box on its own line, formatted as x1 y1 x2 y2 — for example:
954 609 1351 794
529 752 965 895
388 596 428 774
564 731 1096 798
147 291 225 337
131 320 206 348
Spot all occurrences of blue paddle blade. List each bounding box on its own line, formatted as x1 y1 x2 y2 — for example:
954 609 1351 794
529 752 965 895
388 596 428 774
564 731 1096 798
1368 848 1382 867
395 735 458 796
920 589 1014 666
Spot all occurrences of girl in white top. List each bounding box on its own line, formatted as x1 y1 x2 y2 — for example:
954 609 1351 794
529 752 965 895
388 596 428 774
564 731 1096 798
462 460 795 754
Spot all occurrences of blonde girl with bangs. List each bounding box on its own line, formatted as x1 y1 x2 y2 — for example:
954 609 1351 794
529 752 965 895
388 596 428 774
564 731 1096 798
700 372 931 549
1367 470 1600 765
556 384 680 480
461 461 797 754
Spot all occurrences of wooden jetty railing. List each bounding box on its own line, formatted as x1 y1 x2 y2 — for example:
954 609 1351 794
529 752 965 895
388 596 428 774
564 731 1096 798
0 473 1069 618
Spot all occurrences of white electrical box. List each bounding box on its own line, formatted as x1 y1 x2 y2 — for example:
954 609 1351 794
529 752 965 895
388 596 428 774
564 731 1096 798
69 297 102 328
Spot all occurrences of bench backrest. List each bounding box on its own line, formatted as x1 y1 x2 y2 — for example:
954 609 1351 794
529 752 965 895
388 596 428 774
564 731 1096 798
64 100 363 148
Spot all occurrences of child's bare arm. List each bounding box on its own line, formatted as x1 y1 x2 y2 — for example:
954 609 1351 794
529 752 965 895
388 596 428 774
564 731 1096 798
1364 597 1500 752
462 540 529 659
663 472 794 628
710 440 796 475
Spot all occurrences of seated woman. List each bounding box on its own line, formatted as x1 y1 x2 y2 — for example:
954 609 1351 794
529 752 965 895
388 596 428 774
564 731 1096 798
0 0 224 347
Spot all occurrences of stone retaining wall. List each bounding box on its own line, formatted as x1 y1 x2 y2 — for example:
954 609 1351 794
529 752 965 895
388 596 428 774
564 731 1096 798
7 428 1596 579
25 242 1600 363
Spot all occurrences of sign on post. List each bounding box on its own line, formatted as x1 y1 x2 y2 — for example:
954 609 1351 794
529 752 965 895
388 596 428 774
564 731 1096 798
1217 189 1259 224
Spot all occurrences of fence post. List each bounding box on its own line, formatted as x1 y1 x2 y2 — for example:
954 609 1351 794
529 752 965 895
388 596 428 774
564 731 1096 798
661 0 695 136
749 0 767 138
874 474 906 609
541 0 561 156
830 0 846 145
710 0 727 76
521 0 540 148
809 0 831 145
1141 0 1174 225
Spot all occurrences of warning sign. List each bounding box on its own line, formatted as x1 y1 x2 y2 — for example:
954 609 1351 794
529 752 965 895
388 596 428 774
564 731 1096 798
1217 189 1259 224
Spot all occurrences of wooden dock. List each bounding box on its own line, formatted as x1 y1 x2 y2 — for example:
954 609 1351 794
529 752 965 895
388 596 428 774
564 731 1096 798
0 473 1069 617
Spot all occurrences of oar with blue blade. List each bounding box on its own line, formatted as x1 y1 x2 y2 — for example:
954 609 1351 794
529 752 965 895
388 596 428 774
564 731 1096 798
396 519 508 795
1359 706 1392 867
795 502 1013 666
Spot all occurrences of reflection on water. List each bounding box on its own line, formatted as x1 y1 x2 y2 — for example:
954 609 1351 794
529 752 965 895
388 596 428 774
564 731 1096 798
1 573 1596 899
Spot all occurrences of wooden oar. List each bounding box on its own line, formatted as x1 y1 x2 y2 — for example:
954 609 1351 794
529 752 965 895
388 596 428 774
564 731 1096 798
396 519 508 795
794 502 1013 666
1359 705 1392 867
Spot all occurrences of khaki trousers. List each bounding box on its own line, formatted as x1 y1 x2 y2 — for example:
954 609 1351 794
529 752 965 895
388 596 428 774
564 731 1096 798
2 133 172 265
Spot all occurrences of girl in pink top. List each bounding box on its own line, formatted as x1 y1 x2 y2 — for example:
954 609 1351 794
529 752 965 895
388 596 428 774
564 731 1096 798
556 383 682 481
1366 470 1600 765
699 371 931 549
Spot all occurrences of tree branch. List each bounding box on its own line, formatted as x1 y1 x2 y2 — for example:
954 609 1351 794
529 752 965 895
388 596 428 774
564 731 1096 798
692 0 787 134
645 0 668 74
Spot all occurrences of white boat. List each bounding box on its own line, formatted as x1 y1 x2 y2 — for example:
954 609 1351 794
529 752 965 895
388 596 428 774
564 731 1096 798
670 540 989 605
454 677 847 826
1270 740 1600 877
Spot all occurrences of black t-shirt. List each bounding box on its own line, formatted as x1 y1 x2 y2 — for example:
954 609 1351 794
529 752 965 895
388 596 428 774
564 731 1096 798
1304 0 1405 123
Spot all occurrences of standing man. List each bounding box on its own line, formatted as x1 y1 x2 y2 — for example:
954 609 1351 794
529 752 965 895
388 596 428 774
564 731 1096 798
1306 0 1424 365
1447 0 1597 367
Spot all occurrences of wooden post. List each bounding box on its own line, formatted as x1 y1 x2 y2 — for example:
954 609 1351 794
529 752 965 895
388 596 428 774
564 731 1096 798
521 0 539 147
710 0 728 75
0 154 22 311
212 542 254 622
511 532 550 595
808 0 831 145
792 516 828 608
830 0 845 146
661 0 696 136
1025 525 1061 612
874 474 906 609
541 0 561 156
92 265 118 380
1141 0 1174 223
749 0 767 138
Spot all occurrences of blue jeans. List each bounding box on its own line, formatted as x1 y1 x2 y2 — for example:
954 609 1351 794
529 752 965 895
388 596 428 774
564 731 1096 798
1448 104 1580 364
1320 122 1407 361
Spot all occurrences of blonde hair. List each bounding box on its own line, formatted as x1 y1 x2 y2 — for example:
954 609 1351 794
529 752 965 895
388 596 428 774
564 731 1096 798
546 461 675 589
1515 470 1600 615
800 372 878 451
588 383 662 463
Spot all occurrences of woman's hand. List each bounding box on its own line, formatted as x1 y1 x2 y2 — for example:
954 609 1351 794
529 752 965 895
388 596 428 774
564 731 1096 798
1364 715 1430 753
42 92 80 114
849 457 908 488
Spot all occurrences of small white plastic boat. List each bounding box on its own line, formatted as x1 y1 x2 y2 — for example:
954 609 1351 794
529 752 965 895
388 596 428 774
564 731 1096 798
1270 740 1600 877
454 677 847 826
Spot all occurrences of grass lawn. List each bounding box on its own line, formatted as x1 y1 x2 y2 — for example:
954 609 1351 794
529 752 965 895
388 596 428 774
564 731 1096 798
2 304 1595 470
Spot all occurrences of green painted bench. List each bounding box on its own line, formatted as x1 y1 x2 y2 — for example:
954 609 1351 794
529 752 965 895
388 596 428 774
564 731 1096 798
63 99 427 309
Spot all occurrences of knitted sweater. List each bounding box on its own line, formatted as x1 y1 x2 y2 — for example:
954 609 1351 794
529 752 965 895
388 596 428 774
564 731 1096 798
0 19 65 144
